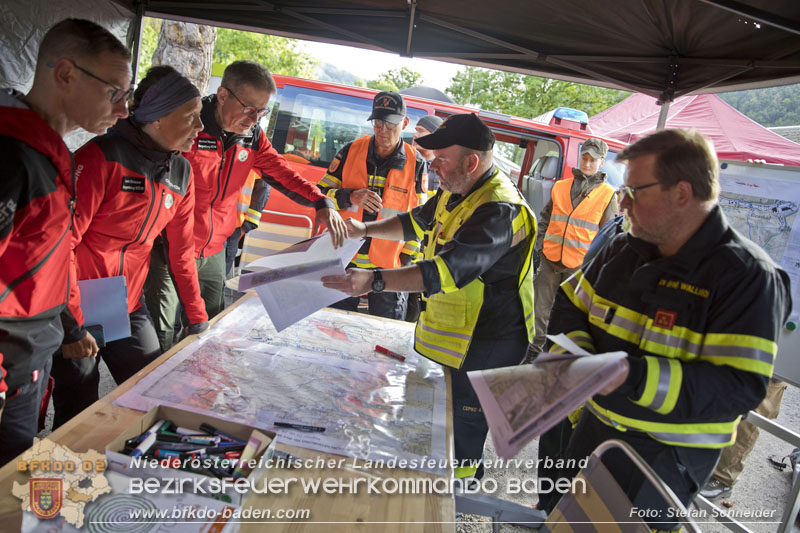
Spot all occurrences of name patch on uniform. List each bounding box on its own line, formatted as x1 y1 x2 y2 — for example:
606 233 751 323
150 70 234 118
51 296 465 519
654 309 677 330
121 176 146 193
389 185 408 194
197 138 218 151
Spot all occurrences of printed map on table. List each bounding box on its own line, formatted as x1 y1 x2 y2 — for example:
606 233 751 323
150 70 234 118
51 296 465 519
115 299 448 473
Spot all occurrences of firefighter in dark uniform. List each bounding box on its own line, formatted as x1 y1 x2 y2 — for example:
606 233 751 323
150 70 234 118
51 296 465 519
322 113 535 480
541 129 791 531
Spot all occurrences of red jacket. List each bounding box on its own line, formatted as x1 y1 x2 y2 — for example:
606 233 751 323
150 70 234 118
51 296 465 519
62 119 207 343
184 96 332 258
0 91 75 391
0 94 74 319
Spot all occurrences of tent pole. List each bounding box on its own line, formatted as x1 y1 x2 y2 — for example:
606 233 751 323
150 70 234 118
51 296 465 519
129 1 146 85
656 101 670 130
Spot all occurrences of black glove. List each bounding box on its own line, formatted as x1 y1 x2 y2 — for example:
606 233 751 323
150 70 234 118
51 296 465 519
241 221 258 234
186 321 209 335
533 249 541 272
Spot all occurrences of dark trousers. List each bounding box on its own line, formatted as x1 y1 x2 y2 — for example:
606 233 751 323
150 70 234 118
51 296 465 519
548 409 720 531
536 417 574 511
331 291 408 321
224 226 243 277
0 316 61 466
451 334 529 477
51 302 160 429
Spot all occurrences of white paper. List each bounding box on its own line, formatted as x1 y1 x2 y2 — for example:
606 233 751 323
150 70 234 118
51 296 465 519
241 234 363 331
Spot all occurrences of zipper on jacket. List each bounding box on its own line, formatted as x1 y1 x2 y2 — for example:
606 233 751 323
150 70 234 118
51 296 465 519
119 178 157 276
140 190 165 245
199 137 239 258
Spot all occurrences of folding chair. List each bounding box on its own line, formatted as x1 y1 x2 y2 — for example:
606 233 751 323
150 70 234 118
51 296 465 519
542 440 701 533
238 209 313 273
455 440 701 533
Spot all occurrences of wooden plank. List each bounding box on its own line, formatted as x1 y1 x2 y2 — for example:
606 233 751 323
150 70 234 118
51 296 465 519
0 295 455 531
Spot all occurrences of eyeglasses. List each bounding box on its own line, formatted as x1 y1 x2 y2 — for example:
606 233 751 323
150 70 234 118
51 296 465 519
49 59 133 104
371 119 401 130
223 86 270 118
617 181 662 201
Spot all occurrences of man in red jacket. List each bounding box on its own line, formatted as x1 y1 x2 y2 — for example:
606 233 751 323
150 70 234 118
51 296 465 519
0 18 131 465
147 61 347 350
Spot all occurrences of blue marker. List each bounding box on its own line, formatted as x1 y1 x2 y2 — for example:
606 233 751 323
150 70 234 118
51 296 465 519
130 420 166 457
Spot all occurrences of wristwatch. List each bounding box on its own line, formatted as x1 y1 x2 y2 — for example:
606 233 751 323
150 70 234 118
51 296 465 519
372 269 385 293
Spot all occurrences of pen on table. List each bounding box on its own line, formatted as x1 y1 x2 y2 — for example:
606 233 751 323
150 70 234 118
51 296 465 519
200 423 247 444
273 421 326 432
130 419 166 457
375 345 405 362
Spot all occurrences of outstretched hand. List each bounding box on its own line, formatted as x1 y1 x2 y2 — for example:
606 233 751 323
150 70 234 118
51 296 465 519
321 268 373 296
315 208 348 249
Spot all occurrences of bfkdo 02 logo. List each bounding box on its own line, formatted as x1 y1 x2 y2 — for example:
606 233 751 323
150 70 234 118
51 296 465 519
30 479 62 519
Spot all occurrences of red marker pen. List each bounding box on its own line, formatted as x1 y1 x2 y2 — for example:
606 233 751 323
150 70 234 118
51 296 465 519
375 345 405 362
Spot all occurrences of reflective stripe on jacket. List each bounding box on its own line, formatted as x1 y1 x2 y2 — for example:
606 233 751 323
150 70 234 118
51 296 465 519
340 136 419 268
550 205 791 448
415 170 535 369
543 178 615 268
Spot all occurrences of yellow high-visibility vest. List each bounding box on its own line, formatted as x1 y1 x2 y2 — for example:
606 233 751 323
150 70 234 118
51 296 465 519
415 170 536 369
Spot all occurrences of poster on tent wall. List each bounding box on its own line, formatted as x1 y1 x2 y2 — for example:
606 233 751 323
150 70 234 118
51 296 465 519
718 160 800 385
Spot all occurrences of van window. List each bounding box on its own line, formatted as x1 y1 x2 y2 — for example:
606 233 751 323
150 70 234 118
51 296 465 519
269 85 426 168
601 151 626 189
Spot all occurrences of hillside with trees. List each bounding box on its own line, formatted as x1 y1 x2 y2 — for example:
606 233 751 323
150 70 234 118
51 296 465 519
719 84 800 127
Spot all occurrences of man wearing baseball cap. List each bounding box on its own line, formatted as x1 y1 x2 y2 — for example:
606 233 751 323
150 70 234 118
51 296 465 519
528 137 618 356
322 113 536 481
317 91 427 319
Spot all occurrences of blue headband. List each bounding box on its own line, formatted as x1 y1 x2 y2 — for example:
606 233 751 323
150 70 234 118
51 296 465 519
134 70 200 123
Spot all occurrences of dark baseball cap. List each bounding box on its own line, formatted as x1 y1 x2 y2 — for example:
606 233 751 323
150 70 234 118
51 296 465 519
367 91 406 124
581 138 609 159
416 115 443 134
415 113 495 151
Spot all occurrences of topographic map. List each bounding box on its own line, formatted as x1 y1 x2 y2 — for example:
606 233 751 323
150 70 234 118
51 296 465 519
719 193 799 263
116 298 448 473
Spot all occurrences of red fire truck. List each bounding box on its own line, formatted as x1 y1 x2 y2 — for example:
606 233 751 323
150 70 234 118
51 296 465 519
251 75 627 227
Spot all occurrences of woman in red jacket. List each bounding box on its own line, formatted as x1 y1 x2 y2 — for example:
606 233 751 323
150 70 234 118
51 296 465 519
52 66 208 428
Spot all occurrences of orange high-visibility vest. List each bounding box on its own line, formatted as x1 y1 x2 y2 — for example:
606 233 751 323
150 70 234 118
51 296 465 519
543 178 615 268
340 136 419 268
234 170 260 228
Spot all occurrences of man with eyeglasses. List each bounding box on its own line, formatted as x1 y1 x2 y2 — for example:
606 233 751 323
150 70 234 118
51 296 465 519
540 129 790 530
145 60 347 351
528 137 618 358
0 18 131 465
317 91 427 320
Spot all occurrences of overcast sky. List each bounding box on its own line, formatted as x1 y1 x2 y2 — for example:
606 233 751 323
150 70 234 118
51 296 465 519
300 40 463 91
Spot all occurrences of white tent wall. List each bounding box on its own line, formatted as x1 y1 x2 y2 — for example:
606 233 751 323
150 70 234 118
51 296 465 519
0 0 136 149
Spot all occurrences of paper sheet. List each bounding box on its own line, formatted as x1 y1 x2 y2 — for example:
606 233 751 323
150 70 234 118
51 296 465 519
240 234 363 331
77 276 130 342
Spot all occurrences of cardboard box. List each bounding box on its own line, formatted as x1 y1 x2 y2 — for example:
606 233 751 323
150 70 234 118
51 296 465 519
106 405 276 505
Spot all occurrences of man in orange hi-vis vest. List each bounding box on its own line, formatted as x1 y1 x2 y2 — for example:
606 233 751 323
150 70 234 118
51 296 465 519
317 91 427 319
529 138 618 355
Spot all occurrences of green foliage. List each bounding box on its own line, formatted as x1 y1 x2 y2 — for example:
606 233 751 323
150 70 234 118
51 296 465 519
213 28 316 78
367 67 424 92
719 84 800 127
136 17 162 77
316 63 360 85
445 67 628 119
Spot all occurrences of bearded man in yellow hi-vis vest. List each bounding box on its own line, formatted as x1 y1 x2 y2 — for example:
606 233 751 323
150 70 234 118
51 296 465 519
317 91 427 320
528 138 618 355
322 114 536 481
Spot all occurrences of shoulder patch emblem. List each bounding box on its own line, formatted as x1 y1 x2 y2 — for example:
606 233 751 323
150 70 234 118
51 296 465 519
654 308 677 330
328 157 340 173
238 150 248 162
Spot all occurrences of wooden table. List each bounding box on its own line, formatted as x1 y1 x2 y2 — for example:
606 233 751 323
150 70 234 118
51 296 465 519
0 296 455 531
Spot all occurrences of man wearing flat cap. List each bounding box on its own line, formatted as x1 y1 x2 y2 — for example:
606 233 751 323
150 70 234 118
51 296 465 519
529 137 618 357
323 113 536 480
318 91 427 319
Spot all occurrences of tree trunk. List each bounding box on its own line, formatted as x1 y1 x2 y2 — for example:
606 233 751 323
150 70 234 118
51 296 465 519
151 22 216 94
